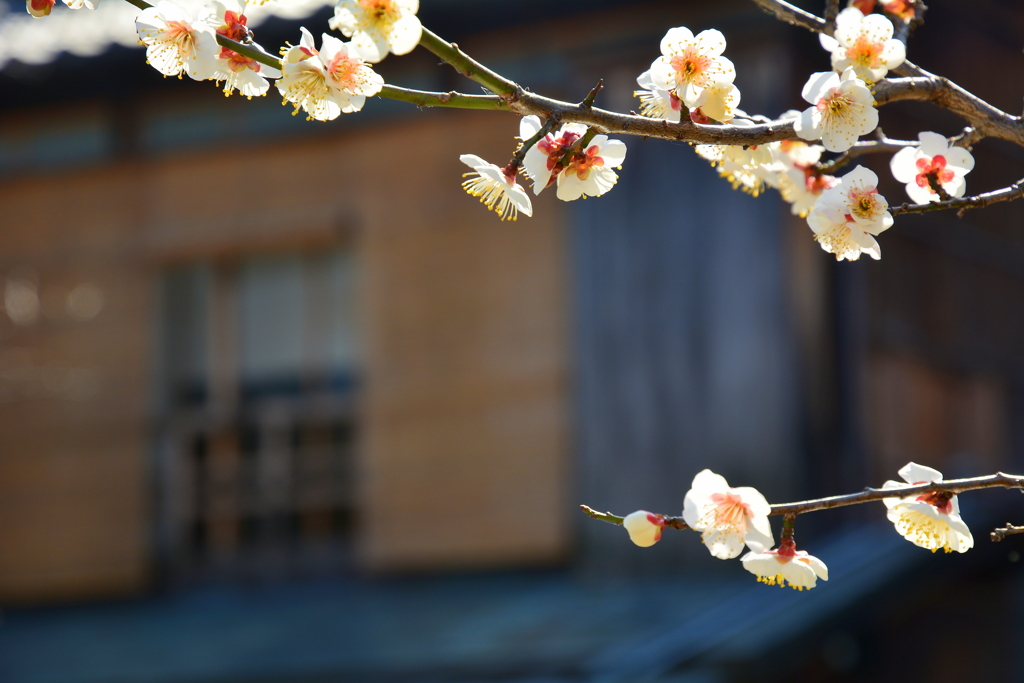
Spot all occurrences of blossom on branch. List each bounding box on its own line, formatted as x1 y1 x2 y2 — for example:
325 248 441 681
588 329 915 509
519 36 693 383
634 70 682 122
689 83 740 124
772 139 839 217
695 119 777 196
26 0 55 17
890 132 975 204
883 462 974 553
278 28 383 120
820 7 905 82
135 1 220 81
622 510 666 547
682 469 773 559
807 165 892 260
459 154 532 222
204 2 281 98
328 0 422 63
794 67 878 153
519 116 627 202
741 537 829 590
648 27 736 110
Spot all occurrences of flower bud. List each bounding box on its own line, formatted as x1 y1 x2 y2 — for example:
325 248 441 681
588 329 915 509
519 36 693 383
623 510 665 547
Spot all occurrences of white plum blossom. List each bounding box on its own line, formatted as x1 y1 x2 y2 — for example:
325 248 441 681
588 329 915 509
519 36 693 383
690 83 740 124
26 0 55 16
883 462 974 553
556 135 627 201
795 67 878 152
459 154 533 222
819 7 906 81
277 29 384 121
807 165 892 260
622 510 666 548
634 70 683 122
648 27 736 109
682 469 773 559
63 0 98 10
328 0 422 63
519 116 627 202
695 119 777 196
890 131 975 204
741 539 829 590
203 2 280 98
773 139 839 217
136 1 220 81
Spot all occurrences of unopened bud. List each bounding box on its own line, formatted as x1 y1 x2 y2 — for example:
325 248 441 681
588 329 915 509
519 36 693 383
623 510 665 547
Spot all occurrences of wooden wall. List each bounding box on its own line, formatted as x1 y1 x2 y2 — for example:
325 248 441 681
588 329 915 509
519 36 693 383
0 104 570 600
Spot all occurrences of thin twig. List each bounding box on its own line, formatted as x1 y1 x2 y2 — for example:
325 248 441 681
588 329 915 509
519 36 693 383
816 138 917 175
379 85 509 110
990 524 1024 542
417 28 518 98
890 177 1024 216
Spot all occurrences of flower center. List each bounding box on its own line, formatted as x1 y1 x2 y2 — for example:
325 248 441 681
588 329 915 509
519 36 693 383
565 145 605 181
846 35 883 70
670 48 711 87
914 155 955 192
358 0 400 27
164 20 197 56
847 186 880 220
817 90 856 126
709 491 752 529
327 53 366 91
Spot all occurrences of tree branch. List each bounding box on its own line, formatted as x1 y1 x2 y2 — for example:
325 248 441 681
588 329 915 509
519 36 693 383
990 524 1024 542
417 27 518 98
582 472 1024 531
890 177 1024 216
816 136 917 175
749 0 827 33
379 85 509 110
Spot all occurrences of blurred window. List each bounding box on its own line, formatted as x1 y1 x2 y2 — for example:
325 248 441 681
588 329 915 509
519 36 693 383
155 249 360 584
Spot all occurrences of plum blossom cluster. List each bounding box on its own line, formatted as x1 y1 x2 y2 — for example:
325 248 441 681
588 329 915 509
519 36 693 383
631 9 981 262
131 0 390 115
619 461 977 590
457 115 628 221
622 469 828 590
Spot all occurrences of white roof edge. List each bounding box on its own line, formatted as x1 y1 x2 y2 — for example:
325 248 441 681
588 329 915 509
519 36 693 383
0 0 334 71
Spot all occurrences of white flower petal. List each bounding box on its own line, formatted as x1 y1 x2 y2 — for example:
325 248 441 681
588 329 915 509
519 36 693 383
899 462 943 484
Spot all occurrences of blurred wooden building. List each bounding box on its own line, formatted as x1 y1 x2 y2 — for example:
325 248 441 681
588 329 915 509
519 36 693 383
0 0 1022 604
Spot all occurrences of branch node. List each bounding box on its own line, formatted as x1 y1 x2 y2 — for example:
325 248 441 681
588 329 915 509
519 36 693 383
581 79 604 109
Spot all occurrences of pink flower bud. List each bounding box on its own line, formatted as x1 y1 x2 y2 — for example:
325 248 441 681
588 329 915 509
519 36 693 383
623 510 665 547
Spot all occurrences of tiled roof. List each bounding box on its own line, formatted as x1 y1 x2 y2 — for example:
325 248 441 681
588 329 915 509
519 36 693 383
0 0 333 71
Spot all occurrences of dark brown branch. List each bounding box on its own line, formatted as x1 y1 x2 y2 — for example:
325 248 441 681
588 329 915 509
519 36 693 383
875 77 1024 147
890 177 1024 216
990 524 1024 542
581 472 1024 528
816 137 917 175
750 0 827 33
